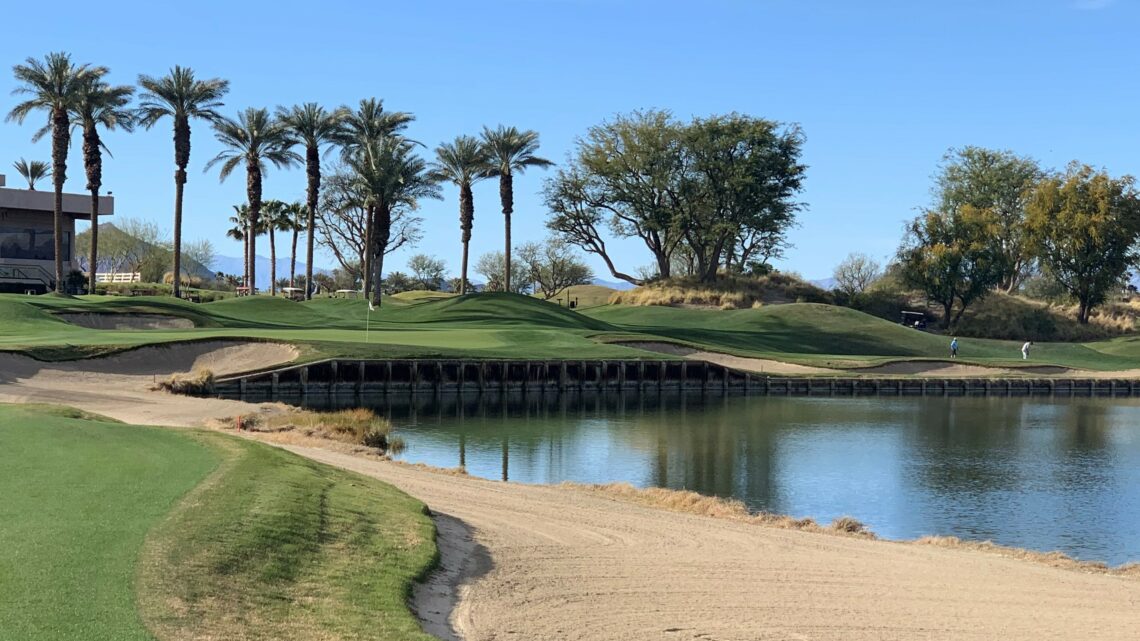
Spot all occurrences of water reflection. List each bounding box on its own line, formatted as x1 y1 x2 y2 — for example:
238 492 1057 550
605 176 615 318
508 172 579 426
302 391 1140 564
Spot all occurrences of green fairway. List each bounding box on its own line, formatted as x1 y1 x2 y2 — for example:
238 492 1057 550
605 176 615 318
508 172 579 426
0 404 439 641
4 291 1140 371
0 405 217 641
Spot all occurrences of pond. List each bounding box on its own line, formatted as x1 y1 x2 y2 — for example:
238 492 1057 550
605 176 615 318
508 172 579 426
320 392 1140 565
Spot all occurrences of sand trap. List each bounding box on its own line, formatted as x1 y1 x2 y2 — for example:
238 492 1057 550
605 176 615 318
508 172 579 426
0 341 298 425
58 313 196 330
854 361 1072 377
619 341 1092 378
618 341 838 375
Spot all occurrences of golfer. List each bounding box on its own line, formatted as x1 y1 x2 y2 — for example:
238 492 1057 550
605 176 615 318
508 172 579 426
950 337 959 358
1021 341 1033 360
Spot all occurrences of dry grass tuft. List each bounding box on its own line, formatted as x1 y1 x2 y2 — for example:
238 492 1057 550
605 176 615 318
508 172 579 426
219 408 403 454
913 536 1136 577
830 516 871 535
153 368 214 395
610 274 831 309
566 482 873 539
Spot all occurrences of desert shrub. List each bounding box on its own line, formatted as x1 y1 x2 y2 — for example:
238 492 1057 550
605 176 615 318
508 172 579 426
610 274 832 309
954 293 1136 341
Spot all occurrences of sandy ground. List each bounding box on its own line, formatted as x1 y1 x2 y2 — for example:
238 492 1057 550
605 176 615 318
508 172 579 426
4 344 1140 640
0 341 297 425
286 445 1140 641
619 341 1137 378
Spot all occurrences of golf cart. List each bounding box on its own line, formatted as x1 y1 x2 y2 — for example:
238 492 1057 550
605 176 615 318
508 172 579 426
900 311 928 330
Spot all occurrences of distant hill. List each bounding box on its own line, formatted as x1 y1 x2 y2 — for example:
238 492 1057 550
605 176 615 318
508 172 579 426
213 254 329 289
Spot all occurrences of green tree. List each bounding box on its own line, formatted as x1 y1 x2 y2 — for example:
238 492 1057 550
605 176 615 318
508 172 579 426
681 114 806 281
259 199 291 295
545 111 805 285
205 108 299 293
407 254 447 291
1025 164 1140 323
344 138 440 306
337 98 415 297
517 238 594 299
8 52 102 291
72 75 134 292
481 125 553 293
225 204 252 287
934 147 1044 293
475 250 530 294
430 135 491 294
898 206 1006 328
276 103 346 299
281 201 307 287
12 158 51 189
136 66 229 298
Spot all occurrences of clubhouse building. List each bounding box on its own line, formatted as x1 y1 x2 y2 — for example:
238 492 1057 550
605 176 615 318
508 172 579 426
0 174 114 293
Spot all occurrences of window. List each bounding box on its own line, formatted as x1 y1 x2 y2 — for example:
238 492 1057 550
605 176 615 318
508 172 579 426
0 227 70 261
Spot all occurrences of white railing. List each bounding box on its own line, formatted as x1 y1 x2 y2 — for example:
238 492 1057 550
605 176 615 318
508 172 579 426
95 272 142 283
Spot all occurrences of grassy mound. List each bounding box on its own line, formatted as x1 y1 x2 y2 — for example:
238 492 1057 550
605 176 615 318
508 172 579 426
0 403 440 641
955 293 1138 342
390 292 616 330
536 284 619 309
609 274 831 309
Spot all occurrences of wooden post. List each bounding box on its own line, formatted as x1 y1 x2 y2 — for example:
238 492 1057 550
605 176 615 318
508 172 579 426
271 372 279 396
299 367 309 396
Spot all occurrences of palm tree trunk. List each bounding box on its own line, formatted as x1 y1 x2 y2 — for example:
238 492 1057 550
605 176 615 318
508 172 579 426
269 229 277 296
243 230 249 289
460 181 473 295
305 145 320 300
173 169 185 297
371 202 390 307
51 109 68 293
290 227 299 288
247 162 261 294
88 191 99 293
500 172 513 293
363 204 375 297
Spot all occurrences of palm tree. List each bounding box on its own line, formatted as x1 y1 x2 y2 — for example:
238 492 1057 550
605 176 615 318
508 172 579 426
338 98 415 297
72 76 134 293
12 159 51 190
205 108 299 294
7 53 102 292
430 136 491 295
260 199 294 296
136 66 229 298
226 204 252 287
276 103 346 299
481 125 553 293
281 201 307 287
345 138 440 306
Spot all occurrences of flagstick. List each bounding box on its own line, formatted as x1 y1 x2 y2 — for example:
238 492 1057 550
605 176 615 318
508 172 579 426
365 298 372 343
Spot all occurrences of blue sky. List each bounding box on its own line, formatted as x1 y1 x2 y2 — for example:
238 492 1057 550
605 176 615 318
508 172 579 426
1 0 1136 281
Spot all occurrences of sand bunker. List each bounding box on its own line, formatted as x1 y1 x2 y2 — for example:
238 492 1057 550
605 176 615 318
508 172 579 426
619 341 1090 378
618 341 838 375
58 313 196 330
0 341 298 426
854 361 1072 377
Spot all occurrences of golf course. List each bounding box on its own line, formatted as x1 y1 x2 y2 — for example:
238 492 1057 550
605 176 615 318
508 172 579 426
4 293 1140 640
5 291 1140 372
